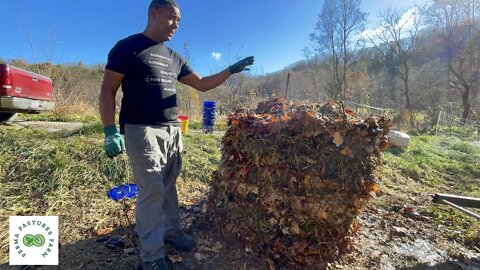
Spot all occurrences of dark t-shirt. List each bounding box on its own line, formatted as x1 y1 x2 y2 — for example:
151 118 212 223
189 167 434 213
105 33 193 129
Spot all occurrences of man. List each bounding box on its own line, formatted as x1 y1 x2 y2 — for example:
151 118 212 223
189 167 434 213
98 0 254 269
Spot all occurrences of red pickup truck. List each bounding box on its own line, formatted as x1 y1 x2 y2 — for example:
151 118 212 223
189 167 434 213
0 64 54 122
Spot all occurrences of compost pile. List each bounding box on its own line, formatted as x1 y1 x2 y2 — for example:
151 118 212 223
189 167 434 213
201 97 392 269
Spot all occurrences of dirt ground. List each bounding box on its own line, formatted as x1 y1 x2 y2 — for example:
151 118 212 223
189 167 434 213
160 191 480 270
7 121 85 133
168 195 480 270
7 192 475 270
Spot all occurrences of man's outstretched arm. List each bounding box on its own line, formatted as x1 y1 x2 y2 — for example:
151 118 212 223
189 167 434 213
180 56 254 92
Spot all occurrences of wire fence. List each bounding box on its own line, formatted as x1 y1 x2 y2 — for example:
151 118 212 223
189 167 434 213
342 100 395 119
435 111 480 141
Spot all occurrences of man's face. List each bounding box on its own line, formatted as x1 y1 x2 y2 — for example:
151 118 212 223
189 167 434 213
151 4 181 42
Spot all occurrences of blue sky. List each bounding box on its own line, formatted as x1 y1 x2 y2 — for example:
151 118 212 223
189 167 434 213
0 0 425 75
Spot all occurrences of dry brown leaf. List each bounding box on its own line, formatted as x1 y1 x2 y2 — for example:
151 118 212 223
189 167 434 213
266 258 276 270
201 203 208 213
333 132 344 147
269 217 277 226
236 183 247 195
340 147 353 157
291 198 302 211
316 209 328 220
211 241 222 253
168 254 182 264
345 109 355 116
96 228 113 236
236 166 249 179
302 175 312 189
370 183 379 192
248 184 259 194
291 222 301 235
353 198 364 208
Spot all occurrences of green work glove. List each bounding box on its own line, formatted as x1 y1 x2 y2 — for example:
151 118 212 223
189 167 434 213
228 56 255 74
103 125 125 158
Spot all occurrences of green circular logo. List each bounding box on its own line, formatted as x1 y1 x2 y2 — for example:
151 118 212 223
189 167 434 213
23 234 45 247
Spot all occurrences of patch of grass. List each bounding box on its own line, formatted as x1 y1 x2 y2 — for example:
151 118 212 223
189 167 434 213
381 135 480 247
16 103 100 123
0 122 222 265
0 124 126 263
187 115 229 131
18 111 99 123
464 222 480 250
383 136 480 185
429 204 479 247
450 141 478 155
75 121 104 136
181 132 222 183
435 126 479 139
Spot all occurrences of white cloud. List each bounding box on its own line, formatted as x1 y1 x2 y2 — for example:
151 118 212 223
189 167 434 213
357 27 383 41
358 7 420 43
396 7 419 31
211 52 222 61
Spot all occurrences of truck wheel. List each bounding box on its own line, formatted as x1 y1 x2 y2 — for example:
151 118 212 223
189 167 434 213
0 112 17 123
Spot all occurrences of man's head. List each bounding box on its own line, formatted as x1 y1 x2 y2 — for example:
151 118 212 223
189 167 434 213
145 0 181 43
149 0 178 11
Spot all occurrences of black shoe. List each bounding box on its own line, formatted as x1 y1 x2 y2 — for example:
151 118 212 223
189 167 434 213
164 230 196 252
137 257 170 270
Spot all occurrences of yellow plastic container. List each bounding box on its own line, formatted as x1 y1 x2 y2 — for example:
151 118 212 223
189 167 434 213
178 115 189 134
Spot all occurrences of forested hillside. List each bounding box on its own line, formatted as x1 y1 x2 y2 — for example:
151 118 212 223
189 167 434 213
1 0 478 131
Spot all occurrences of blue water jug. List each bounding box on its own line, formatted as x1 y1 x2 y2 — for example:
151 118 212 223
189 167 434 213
203 101 216 133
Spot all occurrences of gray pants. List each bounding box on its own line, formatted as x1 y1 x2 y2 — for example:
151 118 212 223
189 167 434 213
124 124 183 262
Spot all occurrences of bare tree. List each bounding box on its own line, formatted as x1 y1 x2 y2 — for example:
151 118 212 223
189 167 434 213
177 43 201 115
255 67 274 98
20 4 58 78
18 5 79 111
426 0 479 122
310 0 367 100
411 59 449 127
368 70 390 108
302 47 322 101
212 73 251 112
367 6 423 128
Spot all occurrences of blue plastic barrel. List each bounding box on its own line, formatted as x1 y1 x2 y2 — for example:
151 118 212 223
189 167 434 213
202 101 216 133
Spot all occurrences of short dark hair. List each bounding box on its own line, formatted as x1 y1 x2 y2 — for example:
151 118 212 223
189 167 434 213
149 0 178 10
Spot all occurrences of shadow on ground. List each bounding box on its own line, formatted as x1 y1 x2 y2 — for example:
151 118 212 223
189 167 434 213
0 207 258 270
2 223 479 270
1 225 138 270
